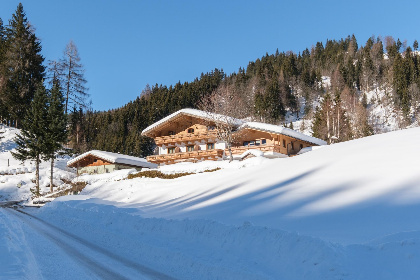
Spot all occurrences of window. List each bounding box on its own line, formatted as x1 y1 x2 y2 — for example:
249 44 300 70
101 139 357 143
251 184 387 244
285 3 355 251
187 145 194 152
300 144 303 150
207 126 215 131
207 143 215 150
243 141 249 146
291 142 294 150
188 128 195 133
168 147 175 154
255 140 261 146
168 131 175 136
282 139 286 148
249 141 255 146
262 139 266 145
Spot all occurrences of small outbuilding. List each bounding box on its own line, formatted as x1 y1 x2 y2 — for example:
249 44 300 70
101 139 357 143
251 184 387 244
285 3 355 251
67 150 157 175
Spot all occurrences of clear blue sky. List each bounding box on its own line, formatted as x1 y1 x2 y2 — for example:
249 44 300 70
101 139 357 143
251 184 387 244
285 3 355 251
1 0 419 111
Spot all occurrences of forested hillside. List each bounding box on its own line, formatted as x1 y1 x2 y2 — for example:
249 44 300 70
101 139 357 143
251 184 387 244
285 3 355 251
1 5 419 158
70 35 420 157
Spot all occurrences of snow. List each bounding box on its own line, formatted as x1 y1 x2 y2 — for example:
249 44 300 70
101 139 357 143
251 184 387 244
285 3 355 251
0 126 75 202
237 148 264 159
321 76 331 88
3 125 420 278
238 122 327 146
67 149 157 169
74 127 420 245
297 145 325 155
141 108 244 136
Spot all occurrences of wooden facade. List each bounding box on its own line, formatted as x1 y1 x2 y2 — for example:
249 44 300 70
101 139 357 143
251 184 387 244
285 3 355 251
142 109 326 165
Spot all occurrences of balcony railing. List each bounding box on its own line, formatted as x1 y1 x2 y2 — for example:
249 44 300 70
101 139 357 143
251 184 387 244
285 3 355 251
154 131 218 145
147 149 224 164
229 145 281 155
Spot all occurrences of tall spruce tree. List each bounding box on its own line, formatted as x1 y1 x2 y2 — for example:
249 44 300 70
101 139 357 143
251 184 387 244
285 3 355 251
12 83 49 195
44 80 67 192
3 3 45 126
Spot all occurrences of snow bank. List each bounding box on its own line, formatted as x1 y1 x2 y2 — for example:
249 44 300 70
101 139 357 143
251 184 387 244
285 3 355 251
35 198 420 279
38 199 344 280
297 145 325 155
158 156 270 174
79 126 420 245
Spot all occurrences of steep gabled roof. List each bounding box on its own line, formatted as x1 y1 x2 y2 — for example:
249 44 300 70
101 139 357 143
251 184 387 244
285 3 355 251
238 122 327 146
67 150 157 168
141 108 244 137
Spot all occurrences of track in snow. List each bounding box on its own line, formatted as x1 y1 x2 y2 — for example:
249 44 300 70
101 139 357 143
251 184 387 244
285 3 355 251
4 207 177 280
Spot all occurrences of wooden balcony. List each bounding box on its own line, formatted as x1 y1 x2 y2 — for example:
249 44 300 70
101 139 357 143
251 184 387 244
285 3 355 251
229 145 281 155
154 131 218 145
147 149 224 165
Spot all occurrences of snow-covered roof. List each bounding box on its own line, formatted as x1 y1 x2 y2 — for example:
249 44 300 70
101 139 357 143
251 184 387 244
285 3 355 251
141 108 326 146
238 122 327 146
67 150 157 169
141 108 244 136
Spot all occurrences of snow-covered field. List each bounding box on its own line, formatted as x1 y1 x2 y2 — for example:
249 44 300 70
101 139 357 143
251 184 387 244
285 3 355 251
2 125 420 279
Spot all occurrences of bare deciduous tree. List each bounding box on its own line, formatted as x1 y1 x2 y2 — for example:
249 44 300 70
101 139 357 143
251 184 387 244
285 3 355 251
198 84 249 162
59 40 89 114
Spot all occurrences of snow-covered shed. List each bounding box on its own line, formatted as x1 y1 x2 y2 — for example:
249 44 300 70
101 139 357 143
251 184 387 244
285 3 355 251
67 150 157 175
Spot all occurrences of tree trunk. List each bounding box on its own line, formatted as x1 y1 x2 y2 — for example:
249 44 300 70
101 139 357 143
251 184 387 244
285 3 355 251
35 156 40 196
326 108 331 144
337 107 340 139
65 57 72 115
50 157 54 193
228 146 233 163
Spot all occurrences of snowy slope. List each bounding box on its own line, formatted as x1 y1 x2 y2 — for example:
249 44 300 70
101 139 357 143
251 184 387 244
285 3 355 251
2 125 420 279
77 126 420 245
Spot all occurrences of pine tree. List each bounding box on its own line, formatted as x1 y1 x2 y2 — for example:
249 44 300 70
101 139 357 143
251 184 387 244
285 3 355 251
44 80 67 192
289 122 294 129
3 3 45 126
12 84 49 195
69 105 86 153
413 40 419 52
254 80 285 123
0 130 3 140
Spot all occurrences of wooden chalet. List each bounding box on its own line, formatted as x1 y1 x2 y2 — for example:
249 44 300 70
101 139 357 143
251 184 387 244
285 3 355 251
67 150 157 175
141 109 327 165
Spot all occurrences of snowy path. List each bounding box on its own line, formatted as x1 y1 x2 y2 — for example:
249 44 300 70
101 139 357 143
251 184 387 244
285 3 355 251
0 208 176 280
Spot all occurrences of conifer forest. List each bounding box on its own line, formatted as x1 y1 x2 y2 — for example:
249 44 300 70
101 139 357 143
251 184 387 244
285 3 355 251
1 4 420 157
